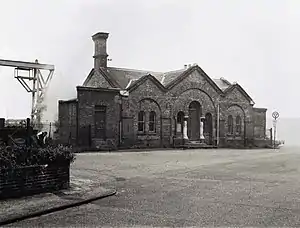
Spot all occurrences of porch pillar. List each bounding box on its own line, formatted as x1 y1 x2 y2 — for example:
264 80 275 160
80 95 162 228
200 116 205 142
183 115 189 141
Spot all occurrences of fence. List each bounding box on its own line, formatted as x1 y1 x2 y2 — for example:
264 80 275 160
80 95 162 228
33 122 93 148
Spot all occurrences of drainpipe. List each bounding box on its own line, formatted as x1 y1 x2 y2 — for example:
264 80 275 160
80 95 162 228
119 94 122 147
217 104 220 146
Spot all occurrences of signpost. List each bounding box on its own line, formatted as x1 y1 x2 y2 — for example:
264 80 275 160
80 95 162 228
272 111 279 149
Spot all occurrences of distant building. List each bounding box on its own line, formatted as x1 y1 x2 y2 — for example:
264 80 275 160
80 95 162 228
58 32 268 149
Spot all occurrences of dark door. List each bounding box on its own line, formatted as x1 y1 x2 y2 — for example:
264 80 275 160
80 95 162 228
95 105 106 139
188 101 201 141
204 113 213 145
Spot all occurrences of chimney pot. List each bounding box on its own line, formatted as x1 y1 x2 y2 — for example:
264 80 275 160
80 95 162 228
92 32 109 68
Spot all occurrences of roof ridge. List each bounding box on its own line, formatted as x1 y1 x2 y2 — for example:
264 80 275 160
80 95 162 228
107 66 163 74
163 68 187 75
108 66 188 75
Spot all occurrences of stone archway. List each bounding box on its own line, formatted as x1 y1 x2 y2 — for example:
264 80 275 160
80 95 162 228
188 101 201 141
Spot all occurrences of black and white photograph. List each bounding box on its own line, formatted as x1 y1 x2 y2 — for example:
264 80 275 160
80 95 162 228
0 0 298 227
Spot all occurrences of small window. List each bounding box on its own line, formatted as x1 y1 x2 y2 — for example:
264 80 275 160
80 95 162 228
138 111 145 132
228 115 233 134
149 111 156 132
236 115 241 135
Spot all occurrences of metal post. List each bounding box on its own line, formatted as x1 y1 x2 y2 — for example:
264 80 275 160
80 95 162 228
119 95 122 147
32 68 37 122
273 122 277 149
270 128 273 146
272 111 279 149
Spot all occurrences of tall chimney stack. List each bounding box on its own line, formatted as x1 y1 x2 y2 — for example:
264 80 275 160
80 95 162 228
92 32 109 68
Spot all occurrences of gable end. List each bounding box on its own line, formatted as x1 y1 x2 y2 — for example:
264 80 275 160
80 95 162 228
127 74 167 92
83 68 121 88
166 65 224 94
224 83 253 103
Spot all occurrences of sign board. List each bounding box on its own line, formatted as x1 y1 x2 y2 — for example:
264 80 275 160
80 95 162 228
272 111 279 120
271 111 279 149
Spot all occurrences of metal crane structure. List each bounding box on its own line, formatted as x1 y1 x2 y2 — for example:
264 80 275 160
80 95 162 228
0 59 55 128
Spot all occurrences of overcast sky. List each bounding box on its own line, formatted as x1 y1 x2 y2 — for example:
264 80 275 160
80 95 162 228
0 0 299 121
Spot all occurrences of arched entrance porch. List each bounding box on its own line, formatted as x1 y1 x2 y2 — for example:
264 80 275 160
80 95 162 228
188 101 202 141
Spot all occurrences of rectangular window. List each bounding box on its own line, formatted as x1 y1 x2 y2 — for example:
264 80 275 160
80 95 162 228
95 105 106 139
138 111 145 133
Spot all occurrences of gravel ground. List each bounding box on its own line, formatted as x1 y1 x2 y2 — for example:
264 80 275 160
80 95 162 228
7 146 300 227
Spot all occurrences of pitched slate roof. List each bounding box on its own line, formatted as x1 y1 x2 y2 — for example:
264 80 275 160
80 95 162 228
212 78 232 91
160 69 187 86
82 65 252 101
103 67 164 89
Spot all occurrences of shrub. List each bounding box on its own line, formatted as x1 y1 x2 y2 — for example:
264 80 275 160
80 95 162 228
0 145 75 169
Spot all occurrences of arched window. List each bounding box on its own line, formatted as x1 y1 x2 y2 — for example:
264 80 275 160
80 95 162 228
138 111 145 132
149 111 156 132
177 111 184 133
228 115 233 134
236 115 241 135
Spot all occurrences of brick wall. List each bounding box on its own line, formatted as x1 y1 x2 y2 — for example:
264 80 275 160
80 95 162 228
77 86 120 149
59 67 268 149
85 70 113 88
126 70 262 148
0 163 70 200
58 99 77 145
253 108 267 139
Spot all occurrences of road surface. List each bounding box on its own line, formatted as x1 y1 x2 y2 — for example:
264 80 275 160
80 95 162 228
7 147 300 227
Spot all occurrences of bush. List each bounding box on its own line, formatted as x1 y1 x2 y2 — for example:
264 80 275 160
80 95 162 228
0 145 75 169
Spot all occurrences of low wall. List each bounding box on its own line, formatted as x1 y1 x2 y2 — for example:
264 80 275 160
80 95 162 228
253 139 272 148
0 163 70 200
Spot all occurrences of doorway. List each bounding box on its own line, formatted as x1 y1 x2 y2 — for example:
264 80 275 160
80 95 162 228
188 101 201 141
204 113 213 145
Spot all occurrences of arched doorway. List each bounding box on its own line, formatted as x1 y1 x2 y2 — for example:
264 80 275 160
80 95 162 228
204 113 213 145
188 101 201 141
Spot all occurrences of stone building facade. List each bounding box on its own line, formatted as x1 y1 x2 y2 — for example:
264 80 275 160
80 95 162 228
58 32 268 149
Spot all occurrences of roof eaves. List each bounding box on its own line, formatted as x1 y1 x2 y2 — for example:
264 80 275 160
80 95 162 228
77 86 121 93
236 83 253 102
224 83 254 103
82 69 95 86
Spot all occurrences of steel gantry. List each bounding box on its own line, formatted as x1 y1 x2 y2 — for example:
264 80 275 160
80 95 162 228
0 59 55 126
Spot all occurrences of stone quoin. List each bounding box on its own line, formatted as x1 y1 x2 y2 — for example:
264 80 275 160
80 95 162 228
58 32 267 149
